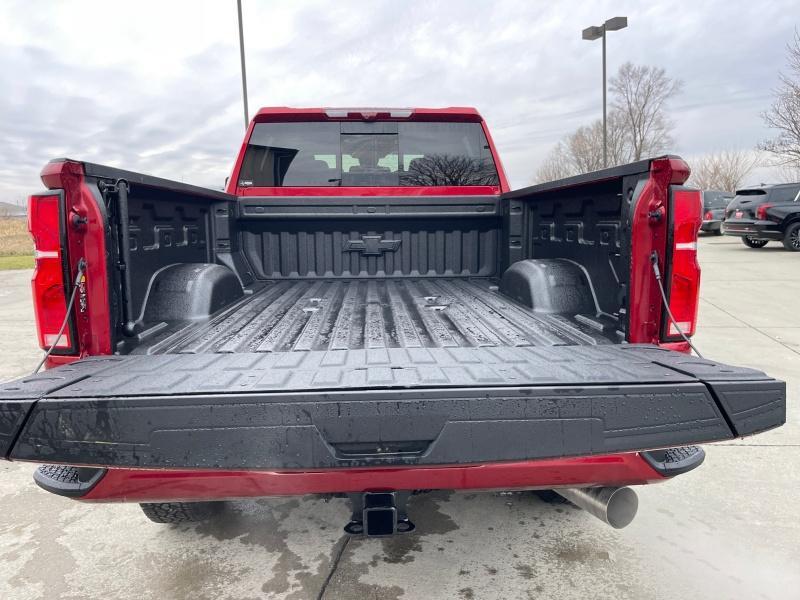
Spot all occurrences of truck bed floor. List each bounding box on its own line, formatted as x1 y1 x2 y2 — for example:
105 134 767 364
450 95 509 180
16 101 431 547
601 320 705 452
136 278 615 355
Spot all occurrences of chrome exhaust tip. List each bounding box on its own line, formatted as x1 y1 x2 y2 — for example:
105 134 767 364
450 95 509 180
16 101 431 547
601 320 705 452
554 486 638 529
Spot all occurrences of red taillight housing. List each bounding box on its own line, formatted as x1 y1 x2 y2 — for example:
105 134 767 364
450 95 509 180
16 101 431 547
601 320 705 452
663 189 702 340
27 192 76 353
704 210 713 221
756 203 772 220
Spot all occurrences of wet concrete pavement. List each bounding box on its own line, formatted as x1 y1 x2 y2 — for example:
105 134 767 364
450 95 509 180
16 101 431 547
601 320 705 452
1 235 798 599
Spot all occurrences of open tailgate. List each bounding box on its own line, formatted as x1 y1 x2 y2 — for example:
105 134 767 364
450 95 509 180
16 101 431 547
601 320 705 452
0 345 785 469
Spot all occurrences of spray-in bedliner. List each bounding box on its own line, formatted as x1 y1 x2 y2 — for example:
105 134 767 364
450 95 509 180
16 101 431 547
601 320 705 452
133 277 617 356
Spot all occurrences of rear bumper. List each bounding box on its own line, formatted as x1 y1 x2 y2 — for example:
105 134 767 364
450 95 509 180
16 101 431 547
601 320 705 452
722 220 783 240
700 220 722 232
38 452 686 502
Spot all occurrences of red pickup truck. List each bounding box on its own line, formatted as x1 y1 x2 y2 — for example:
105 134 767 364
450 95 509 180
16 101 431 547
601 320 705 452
0 107 785 534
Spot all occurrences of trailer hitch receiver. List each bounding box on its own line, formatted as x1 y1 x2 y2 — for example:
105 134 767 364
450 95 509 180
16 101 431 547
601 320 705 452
344 491 415 536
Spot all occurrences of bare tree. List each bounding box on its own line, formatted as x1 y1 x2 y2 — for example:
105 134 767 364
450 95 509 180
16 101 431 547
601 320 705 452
566 122 605 174
534 62 681 182
759 30 800 170
534 142 576 183
402 154 498 186
774 163 800 183
610 62 683 160
606 109 634 166
533 112 633 183
687 150 760 192
566 115 630 172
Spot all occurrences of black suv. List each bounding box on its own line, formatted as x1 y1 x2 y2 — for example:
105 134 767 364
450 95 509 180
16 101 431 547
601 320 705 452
700 190 734 235
723 182 800 250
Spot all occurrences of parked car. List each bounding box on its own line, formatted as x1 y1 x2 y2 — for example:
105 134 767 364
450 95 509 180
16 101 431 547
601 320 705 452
699 190 733 235
0 107 785 536
723 182 800 250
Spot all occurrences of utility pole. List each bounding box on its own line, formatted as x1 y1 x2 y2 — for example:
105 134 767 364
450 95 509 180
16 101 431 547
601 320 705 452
237 0 249 129
582 17 628 168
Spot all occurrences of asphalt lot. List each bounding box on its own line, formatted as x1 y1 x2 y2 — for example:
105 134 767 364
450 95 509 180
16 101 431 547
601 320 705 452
1 235 798 600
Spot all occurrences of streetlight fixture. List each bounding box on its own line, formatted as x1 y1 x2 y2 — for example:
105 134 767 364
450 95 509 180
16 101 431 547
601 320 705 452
237 0 250 130
582 16 627 168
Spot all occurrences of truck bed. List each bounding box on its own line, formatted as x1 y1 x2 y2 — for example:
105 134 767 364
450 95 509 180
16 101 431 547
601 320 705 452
1 158 784 474
135 278 615 356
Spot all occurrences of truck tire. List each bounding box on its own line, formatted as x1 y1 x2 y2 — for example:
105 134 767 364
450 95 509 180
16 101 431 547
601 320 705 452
782 223 800 251
140 501 224 524
742 236 768 248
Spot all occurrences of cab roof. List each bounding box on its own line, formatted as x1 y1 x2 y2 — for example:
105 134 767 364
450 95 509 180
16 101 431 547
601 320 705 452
253 107 484 123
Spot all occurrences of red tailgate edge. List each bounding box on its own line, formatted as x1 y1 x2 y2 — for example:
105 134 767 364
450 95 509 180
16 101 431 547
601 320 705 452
40 159 113 367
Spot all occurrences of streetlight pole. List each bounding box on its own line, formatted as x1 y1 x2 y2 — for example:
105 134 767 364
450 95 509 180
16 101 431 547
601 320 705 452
582 16 627 168
602 30 607 168
237 0 250 130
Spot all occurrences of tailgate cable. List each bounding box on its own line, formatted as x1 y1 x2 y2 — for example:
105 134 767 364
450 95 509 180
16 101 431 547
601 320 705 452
650 251 704 358
32 258 87 375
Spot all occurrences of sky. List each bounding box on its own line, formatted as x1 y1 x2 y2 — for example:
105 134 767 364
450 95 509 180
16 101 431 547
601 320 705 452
0 0 797 203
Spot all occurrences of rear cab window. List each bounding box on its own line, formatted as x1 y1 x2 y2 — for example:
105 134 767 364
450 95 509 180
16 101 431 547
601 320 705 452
238 121 499 188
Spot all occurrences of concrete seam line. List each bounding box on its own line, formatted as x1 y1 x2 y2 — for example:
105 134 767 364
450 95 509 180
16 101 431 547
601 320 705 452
316 535 351 600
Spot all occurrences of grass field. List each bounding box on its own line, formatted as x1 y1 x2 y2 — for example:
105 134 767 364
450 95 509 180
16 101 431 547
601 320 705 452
0 218 33 270
0 255 34 270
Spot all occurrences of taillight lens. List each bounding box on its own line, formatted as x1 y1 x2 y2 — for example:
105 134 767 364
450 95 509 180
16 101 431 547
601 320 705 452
704 210 713 221
28 193 74 352
664 189 702 339
756 203 772 220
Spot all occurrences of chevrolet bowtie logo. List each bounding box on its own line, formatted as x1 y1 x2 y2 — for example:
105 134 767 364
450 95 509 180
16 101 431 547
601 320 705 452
343 235 402 256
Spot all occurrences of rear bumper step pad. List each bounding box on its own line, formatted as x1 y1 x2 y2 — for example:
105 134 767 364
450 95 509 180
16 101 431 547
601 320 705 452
640 446 705 476
33 465 106 497
0 345 785 470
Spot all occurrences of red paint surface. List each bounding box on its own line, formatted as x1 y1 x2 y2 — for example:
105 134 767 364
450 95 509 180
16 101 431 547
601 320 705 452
627 157 691 344
44 354 81 369
225 117 255 194
80 454 666 503
657 341 692 354
480 118 510 193
39 160 112 363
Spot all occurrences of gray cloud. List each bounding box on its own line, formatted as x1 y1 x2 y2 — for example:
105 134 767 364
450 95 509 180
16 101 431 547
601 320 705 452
0 0 797 203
